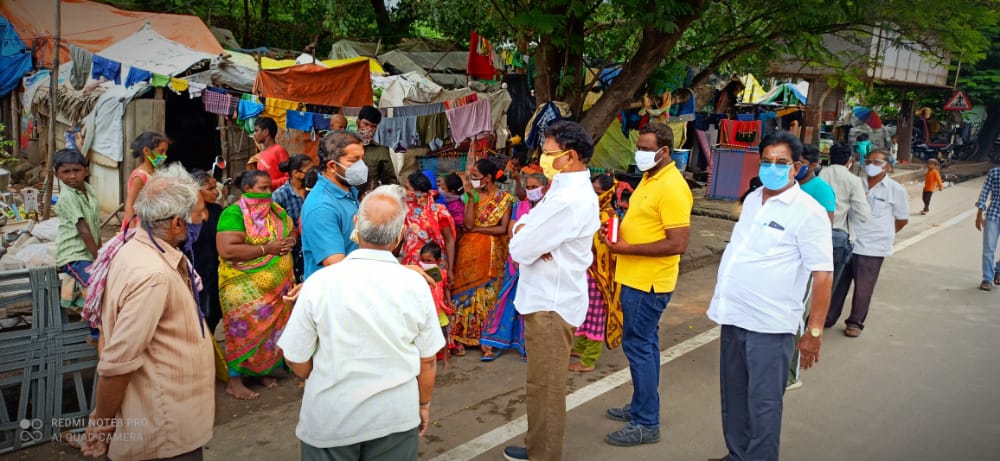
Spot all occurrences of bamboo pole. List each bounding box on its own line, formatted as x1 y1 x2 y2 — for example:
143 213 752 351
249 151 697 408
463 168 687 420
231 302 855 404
41 0 61 219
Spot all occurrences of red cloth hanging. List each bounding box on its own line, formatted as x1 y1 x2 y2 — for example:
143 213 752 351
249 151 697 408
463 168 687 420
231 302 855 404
468 31 497 80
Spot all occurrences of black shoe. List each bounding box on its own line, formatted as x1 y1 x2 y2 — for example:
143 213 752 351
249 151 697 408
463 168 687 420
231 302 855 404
503 446 529 461
606 404 631 422
606 422 660 447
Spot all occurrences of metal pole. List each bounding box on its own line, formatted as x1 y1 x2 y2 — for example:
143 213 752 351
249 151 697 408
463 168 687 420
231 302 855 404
41 0 61 219
953 56 963 90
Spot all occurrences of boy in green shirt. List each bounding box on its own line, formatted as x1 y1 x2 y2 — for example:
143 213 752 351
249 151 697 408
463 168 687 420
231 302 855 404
55 149 101 341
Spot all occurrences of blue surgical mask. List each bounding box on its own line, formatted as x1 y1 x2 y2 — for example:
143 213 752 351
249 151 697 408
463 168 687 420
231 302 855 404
759 163 792 191
794 164 809 181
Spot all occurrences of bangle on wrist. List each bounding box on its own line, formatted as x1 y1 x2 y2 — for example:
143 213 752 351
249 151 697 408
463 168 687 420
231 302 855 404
419 401 431 407
260 245 266 256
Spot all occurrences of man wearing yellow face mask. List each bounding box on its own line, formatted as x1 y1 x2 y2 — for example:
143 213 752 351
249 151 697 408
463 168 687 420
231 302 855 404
503 121 600 461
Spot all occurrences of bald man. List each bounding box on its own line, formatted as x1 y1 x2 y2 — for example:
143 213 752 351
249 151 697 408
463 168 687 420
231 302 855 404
330 114 348 132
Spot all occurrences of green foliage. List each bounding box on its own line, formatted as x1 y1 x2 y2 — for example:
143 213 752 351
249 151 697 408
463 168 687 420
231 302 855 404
961 30 1000 106
0 123 19 170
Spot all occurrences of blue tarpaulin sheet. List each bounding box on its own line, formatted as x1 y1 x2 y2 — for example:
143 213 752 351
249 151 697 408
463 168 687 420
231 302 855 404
0 15 32 97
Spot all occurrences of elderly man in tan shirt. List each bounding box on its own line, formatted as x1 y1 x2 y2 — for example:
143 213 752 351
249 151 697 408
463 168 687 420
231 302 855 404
82 164 214 461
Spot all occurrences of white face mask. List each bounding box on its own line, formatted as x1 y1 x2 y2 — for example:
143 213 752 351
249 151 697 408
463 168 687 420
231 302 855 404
865 163 885 177
635 149 661 172
470 179 482 189
526 187 544 202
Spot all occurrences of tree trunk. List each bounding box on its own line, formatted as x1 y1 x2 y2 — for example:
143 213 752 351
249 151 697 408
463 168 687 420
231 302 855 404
976 102 1000 160
897 98 914 162
579 0 706 141
243 0 251 47
562 16 587 117
261 0 270 46
369 0 394 44
533 35 557 106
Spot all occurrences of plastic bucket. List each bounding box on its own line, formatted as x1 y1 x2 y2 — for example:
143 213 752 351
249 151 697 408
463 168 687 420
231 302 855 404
671 150 690 172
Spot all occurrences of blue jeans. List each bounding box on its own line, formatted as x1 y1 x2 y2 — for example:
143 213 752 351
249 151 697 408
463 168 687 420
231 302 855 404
620 284 673 429
983 219 1000 283
720 325 794 461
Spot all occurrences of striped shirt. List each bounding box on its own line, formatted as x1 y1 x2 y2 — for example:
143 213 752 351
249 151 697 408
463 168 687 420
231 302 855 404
976 167 1000 223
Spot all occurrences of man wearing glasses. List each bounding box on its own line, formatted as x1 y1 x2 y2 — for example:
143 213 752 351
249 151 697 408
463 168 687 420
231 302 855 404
826 150 908 337
707 132 833 461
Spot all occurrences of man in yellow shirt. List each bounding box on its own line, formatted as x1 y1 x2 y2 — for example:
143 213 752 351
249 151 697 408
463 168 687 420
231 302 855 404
601 122 693 447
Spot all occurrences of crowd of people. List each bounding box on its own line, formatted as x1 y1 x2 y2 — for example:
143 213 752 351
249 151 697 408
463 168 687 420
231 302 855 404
50 102 1000 460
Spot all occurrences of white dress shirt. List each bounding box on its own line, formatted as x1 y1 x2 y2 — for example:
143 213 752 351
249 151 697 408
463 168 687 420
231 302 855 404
509 170 600 327
277 249 445 448
707 184 833 334
852 175 908 257
819 164 871 237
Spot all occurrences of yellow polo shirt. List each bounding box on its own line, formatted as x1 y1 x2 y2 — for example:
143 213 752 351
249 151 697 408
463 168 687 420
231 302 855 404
615 161 693 293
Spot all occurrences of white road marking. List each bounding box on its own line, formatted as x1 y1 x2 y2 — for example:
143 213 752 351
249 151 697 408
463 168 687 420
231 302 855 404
429 202 977 461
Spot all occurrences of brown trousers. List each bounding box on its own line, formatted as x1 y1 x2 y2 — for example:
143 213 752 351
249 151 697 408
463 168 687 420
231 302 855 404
523 311 575 461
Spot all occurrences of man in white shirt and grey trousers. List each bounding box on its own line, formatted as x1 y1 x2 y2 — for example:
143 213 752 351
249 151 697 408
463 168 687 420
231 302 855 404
707 132 833 461
503 121 600 461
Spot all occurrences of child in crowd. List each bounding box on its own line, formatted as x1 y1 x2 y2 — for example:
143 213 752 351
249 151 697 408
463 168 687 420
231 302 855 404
854 133 872 168
54 149 101 343
421 242 455 369
441 173 467 234
123 131 170 229
922 158 944 215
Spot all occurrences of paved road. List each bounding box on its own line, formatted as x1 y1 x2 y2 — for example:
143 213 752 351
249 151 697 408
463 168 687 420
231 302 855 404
6 173 997 461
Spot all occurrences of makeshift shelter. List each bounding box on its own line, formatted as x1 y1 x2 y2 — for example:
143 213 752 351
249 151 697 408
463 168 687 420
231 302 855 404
738 74 767 103
755 82 808 105
253 60 373 108
378 50 470 88
0 16 31 97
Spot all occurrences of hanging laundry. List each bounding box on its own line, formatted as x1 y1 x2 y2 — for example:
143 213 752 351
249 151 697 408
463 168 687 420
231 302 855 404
237 95 264 120
311 112 332 132
69 44 92 90
443 93 478 110
416 113 448 146
151 73 170 87
262 97 300 130
124 67 152 89
525 102 562 150
187 81 207 98
286 109 313 132
667 121 688 150
203 87 232 116
394 103 445 118
168 77 189 94
90 55 121 84
468 31 497 80
445 99 493 144
375 116 420 150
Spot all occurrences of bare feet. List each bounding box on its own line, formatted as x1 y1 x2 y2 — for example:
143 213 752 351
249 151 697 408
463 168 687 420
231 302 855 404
569 362 595 372
570 350 581 358
226 377 260 400
260 376 278 389
453 344 466 356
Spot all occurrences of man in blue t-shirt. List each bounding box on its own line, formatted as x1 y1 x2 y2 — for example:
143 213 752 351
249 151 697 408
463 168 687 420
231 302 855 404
300 132 369 281
796 145 836 224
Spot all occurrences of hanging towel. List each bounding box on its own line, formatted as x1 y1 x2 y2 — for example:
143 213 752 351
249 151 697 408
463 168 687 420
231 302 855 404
168 77 189 94
445 99 493 144
394 103 445 117
262 97 300 130
311 112 333 131
188 81 207 98
416 113 448 146
667 121 688 149
375 116 420 150
467 31 497 80
203 87 232 116
286 110 313 132
90 55 121 84
124 67 152 88
237 95 264 120
150 73 170 87
69 44 92 90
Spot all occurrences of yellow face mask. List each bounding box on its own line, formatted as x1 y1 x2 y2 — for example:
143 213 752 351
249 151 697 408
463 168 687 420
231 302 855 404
540 149 570 180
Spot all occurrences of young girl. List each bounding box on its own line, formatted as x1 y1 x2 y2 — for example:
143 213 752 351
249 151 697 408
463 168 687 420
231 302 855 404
440 173 466 231
420 243 454 369
922 158 944 215
123 131 170 229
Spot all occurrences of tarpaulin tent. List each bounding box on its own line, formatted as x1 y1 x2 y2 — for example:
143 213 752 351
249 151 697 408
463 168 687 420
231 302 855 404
590 119 639 171
1 0 223 67
253 59 373 107
755 82 808 105
738 74 767 103
0 16 32 97
98 24 217 78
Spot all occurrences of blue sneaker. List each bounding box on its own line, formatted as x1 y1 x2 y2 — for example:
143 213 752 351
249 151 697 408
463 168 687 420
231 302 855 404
606 422 660 447
503 446 529 461
605 404 631 422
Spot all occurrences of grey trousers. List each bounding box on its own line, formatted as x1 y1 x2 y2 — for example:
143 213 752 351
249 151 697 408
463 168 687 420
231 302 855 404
301 427 419 461
720 325 794 461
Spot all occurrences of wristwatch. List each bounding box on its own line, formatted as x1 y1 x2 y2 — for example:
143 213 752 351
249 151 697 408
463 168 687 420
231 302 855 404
808 328 822 338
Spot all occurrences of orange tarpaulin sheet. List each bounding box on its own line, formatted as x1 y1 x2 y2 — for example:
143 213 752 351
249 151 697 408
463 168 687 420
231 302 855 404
254 60 373 108
1 0 223 67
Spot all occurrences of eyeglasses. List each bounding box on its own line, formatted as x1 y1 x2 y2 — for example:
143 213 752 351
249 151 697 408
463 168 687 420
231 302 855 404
760 160 793 167
541 149 571 157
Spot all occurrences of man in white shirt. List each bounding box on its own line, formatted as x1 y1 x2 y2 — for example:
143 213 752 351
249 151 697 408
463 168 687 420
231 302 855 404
826 150 908 337
277 185 444 461
819 143 871 293
502 121 600 461
707 132 833 461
